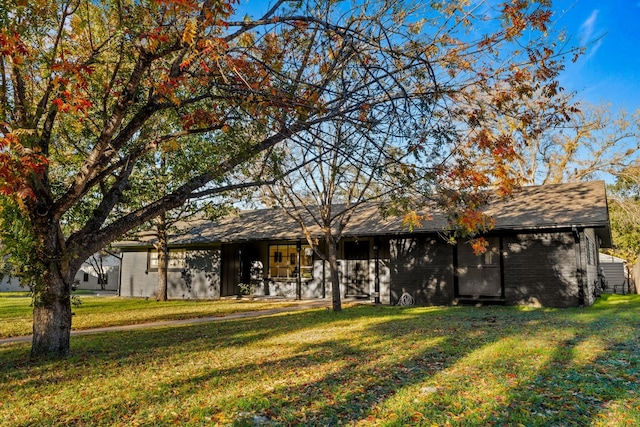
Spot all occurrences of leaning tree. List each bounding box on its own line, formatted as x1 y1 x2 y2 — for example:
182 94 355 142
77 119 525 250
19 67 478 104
0 0 575 357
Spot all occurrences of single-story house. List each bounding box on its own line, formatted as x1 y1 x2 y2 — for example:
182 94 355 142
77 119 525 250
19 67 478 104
115 181 611 307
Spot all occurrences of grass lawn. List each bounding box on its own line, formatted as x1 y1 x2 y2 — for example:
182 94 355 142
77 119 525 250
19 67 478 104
0 294 305 339
1 294 639 426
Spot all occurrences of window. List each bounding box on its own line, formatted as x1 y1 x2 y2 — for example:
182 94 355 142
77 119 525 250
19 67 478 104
457 237 502 297
457 238 500 268
483 245 500 266
586 237 596 265
83 272 89 282
148 249 186 270
269 244 313 279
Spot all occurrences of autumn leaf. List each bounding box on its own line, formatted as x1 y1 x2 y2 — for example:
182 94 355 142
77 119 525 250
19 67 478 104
182 18 198 46
402 211 423 232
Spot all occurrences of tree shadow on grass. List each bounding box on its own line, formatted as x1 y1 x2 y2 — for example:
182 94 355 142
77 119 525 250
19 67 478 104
486 335 640 426
102 308 492 426
0 307 343 383
373 303 640 426
203 304 640 426
1 300 639 426
161 305 510 425
484 307 640 426
1 306 479 426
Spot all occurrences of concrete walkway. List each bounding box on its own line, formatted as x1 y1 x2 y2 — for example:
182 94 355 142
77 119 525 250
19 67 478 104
0 299 335 346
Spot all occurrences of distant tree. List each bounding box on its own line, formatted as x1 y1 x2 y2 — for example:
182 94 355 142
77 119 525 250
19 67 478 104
509 102 640 263
515 104 640 184
607 170 640 264
0 0 576 357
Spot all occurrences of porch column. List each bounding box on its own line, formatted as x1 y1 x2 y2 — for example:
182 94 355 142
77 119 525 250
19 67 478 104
373 239 380 304
296 241 302 300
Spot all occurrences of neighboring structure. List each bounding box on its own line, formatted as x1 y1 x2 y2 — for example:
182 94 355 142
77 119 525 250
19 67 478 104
0 254 120 293
599 253 626 293
598 253 634 294
116 181 612 307
0 276 22 292
74 254 120 292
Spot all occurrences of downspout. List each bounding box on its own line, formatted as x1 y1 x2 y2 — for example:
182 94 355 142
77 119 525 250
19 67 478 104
573 226 584 307
117 253 123 297
452 244 459 301
499 237 505 300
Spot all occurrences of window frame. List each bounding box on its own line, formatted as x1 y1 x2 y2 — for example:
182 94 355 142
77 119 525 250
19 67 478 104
148 248 187 271
268 243 313 280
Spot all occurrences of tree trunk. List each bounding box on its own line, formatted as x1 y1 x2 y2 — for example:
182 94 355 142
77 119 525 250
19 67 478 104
31 272 72 358
327 236 342 312
30 219 73 358
156 214 169 301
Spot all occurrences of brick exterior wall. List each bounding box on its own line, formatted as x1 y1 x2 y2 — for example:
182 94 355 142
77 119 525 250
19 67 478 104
388 231 596 308
389 236 454 305
118 229 602 307
502 232 581 307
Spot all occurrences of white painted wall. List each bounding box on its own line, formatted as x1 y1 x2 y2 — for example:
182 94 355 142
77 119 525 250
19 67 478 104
0 253 120 292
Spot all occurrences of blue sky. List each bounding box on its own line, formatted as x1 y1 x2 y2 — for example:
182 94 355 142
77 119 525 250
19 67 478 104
237 0 639 113
554 0 640 112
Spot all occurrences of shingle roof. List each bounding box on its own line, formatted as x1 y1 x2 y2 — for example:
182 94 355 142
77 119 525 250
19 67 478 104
115 181 611 248
485 181 609 232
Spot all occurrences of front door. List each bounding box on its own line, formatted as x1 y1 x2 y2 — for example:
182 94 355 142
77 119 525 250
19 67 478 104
456 237 503 298
220 244 240 297
344 241 370 297
221 244 258 297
